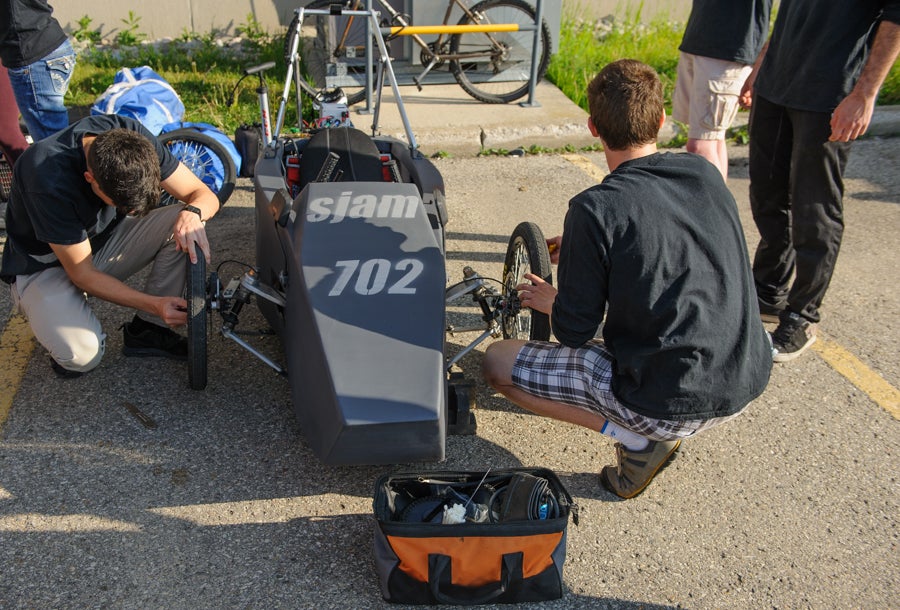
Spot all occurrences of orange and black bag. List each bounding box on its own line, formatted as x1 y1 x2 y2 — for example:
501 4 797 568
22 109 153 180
373 468 577 605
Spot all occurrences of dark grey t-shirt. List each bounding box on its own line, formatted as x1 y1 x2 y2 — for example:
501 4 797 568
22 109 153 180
755 0 900 112
1 115 179 281
679 0 773 65
552 153 772 421
0 0 67 67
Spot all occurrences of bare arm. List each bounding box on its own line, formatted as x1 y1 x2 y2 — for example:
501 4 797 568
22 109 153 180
160 163 221 264
830 20 900 142
50 239 188 327
739 40 769 109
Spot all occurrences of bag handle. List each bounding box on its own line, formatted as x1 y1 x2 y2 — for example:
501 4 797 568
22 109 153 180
428 552 523 606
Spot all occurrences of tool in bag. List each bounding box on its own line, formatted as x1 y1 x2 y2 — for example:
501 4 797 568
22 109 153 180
373 468 577 605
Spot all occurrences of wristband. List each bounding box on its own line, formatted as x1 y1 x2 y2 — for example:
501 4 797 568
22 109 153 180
182 204 203 221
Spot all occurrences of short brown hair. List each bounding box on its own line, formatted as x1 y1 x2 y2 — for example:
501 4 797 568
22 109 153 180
587 59 664 151
87 128 161 216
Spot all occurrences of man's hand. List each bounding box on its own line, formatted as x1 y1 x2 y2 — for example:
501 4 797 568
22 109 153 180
516 272 557 315
546 235 562 264
829 90 874 142
173 208 210 264
157 296 189 327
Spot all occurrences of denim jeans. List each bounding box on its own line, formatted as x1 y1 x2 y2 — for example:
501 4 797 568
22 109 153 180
7 39 76 141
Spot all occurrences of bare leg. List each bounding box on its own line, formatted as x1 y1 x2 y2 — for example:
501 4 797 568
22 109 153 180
686 137 728 180
482 340 607 432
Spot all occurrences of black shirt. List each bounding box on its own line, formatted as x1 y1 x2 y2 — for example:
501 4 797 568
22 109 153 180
755 0 900 113
679 0 773 65
1 115 179 282
0 0 67 67
553 153 772 421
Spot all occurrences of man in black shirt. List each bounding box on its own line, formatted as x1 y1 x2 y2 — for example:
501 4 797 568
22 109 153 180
483 60 772 499
673 0 772 179
741 0 900 362
1 115 220 376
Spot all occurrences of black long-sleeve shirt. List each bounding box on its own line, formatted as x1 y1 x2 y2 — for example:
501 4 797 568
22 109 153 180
552 152 771 421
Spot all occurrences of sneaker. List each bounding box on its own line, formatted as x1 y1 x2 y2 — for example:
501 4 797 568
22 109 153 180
758 302 784 324
771 312 817 362
49 357 85 379
122 315 188 360
600 439 681 499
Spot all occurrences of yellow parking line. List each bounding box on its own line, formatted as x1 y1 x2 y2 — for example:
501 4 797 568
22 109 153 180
562 153 607 183
0 315 35 428
812 336 900 420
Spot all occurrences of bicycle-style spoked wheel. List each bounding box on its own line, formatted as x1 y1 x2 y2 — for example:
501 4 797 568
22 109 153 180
287 0 373 106
502 221 552 341
186 254 208 390
158 129 236 207
449 0 551 104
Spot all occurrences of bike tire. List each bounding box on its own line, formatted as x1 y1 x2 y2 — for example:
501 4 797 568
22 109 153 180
186 254 208 390
449 0 551 104
501 221 552 341
287 0 372 106
158 129 236 208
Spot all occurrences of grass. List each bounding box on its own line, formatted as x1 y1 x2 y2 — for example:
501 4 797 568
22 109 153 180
65 10 900 139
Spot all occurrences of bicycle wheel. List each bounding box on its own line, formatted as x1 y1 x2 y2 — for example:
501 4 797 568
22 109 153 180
186 254 208 390
158 129 236 207
287 0 373 106
449 0 551 104
501 221 552 341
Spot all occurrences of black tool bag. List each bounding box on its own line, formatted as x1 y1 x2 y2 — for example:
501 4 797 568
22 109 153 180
373 468 577 605
234 122 263 177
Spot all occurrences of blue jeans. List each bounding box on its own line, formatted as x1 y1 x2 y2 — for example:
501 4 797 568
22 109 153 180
7 39 76 141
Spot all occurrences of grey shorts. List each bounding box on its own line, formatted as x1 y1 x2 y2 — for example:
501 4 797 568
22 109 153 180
511 340 742 441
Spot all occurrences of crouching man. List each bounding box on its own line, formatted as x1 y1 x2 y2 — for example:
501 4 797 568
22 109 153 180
1 114 220 377
483 60 772 499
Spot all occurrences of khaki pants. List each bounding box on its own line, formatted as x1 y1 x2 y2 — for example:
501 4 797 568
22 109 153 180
10 204 187 372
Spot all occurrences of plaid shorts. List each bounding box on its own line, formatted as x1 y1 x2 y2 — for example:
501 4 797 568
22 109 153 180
511 340 742 441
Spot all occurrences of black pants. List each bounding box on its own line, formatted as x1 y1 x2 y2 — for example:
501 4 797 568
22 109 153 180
748 95 852 324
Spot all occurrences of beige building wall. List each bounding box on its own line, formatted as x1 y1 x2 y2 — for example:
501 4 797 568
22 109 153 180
50 0 692 41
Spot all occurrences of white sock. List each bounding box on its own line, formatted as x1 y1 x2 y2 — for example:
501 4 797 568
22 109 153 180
600 420 649 451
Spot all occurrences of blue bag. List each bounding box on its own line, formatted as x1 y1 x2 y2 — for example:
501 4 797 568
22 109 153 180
91 66 185 135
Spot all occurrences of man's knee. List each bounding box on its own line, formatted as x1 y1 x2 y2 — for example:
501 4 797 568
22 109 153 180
49 330 106 373
482 340 521 389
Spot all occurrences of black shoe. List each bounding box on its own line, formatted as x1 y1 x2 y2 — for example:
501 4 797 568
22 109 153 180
758 301 784 324
771 312 817 363
122 315 188 361
50 357 85 379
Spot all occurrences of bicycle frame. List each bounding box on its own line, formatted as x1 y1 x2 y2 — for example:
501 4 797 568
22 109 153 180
277 6 420 149
329 0 530 88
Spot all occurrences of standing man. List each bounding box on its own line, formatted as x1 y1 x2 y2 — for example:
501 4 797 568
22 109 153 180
742 1 900 362
1 114 220 377
0 0 76 140
672 0 772 180
0 65 29 230
483 60 772 499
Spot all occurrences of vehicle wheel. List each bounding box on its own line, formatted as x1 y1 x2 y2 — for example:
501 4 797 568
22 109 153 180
186 254 208 390
158 129 236 207
287 0 372 106
502 221 552 340
449 0 552 104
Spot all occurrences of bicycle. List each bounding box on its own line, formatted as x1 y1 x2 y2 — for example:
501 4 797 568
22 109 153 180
288 0 552 105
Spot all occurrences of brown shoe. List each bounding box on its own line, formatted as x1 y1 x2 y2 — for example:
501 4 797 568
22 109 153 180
600 440 681 499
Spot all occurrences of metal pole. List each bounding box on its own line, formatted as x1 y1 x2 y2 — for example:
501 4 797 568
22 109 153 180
519 0 543 108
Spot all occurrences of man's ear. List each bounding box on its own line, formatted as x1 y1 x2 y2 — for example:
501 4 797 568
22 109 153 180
659 110 666 129
587 117 599 137
83 171 95 185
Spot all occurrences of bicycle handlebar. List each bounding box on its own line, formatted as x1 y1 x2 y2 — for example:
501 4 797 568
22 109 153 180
244 61 277 76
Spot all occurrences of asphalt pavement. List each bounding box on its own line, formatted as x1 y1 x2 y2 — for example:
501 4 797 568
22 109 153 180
0 83 898 609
